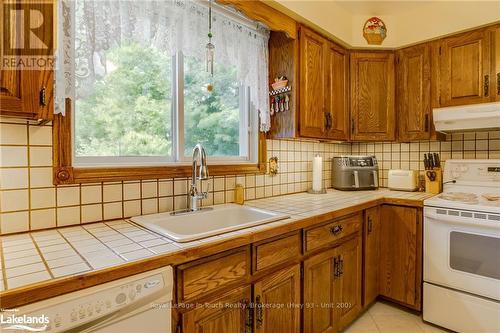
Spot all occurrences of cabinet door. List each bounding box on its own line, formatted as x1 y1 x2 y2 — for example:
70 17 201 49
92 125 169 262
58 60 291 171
254 264 301 333
363 206 380 306
493 26 500 101
303 248 336 333
182 286 251 333
439 29 491 106
0 1 54 119
397 44 431 141
299 26 326 138
350 52 395 141
379 205 421 309
324 42 349 140
334 236 362 331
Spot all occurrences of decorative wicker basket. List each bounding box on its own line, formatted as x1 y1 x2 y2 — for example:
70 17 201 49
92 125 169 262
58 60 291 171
363 17 387 45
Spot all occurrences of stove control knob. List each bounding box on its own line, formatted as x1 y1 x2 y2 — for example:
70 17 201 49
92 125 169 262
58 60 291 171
116 292 127 304
105 300 112 308
129 289 136 301
54 314 62 327
70 310 77 322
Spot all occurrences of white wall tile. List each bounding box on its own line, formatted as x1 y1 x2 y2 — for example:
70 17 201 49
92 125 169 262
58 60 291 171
81 204 103 223
31 209 56 230
28 126 52 145
0 168 28 189
81 185 102 204
57 206 80 226
123 183 140 200
31 188 56 209
0 146 28 167
57 186 80 207
1 211 29 234
29 146 52 166
103 184 122 202
0 189 29 212
29 167 53 188
0 123 27 145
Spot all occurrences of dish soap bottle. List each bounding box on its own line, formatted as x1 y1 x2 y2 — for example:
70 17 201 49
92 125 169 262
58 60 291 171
235 184 245 205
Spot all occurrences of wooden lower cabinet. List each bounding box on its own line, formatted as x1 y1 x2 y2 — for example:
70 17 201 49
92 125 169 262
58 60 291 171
304 236 362 333
254 264 301 333
379 205 422 310
334 237 363 331
363 206 380 306
182 286 252 333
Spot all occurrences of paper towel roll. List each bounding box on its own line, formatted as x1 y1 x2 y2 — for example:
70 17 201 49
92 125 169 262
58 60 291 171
312 155 323 191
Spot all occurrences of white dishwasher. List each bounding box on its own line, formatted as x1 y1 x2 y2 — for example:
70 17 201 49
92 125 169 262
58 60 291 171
1 266 173 333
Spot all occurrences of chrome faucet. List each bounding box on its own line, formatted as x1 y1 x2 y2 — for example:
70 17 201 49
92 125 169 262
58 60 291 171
189 144 209 211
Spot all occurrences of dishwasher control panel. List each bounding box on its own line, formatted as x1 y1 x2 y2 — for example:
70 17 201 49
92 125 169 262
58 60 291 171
1 270 168 333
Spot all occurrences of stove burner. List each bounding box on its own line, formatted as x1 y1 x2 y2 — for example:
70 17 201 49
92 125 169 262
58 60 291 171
439 192 479 204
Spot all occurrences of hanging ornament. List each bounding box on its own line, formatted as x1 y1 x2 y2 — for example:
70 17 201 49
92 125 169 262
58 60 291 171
206 0 215 81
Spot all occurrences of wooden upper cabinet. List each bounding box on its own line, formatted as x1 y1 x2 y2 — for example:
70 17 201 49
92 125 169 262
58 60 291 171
439 28 491 106
254 265 301 333
324 42 349 140
397 44 431 141
0 1 54 120
350 52 395 141
299 26 326 138
493 25 500 101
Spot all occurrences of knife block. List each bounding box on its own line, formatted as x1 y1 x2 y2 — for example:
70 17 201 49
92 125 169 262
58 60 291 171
425 168 442 194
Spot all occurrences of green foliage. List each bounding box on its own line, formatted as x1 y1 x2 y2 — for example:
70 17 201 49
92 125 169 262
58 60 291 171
75 43 241 159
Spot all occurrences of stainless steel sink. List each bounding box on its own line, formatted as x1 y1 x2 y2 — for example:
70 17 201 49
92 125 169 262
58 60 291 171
131 204 289 243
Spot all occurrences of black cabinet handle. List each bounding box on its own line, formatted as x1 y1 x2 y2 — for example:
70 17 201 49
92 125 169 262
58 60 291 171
39 87 47 106
424 114 429 132
256 295 263 328
333 256 340 278
243 299 252 333
484 75 489 97
339 257 344 276
497 73 500 96
330 225 343 236
367 217 373 234
351 119 355 134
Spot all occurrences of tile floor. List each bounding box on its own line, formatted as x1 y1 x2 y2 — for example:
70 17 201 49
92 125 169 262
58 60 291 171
344 301 449 333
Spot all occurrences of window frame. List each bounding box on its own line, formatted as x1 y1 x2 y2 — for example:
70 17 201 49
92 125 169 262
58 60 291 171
71 52 257 167
51 0 297 185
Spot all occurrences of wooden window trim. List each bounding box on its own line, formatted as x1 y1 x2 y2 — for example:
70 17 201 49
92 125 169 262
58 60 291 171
52 102 267 185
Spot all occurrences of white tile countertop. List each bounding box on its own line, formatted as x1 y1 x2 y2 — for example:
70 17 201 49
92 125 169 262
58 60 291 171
0 189 434 294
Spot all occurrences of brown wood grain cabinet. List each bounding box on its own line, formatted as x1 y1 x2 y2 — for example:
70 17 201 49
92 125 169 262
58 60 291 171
299 26 327 138
396 44 432 141
324 41 350 140
304 235 362 333
299 26 349 140
493 26 500 101
182 286 252 333
363 206 380 307
350 52 396 141
253 264 301 333
0 1 54 120
303 247 337 333
334 236 363 331
439 28 492 106
379 205 422 310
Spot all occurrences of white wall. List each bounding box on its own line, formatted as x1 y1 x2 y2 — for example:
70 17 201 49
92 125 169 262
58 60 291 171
268 0 500 48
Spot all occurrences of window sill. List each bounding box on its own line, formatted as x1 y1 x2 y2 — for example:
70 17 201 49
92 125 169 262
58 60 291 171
54 163 266 184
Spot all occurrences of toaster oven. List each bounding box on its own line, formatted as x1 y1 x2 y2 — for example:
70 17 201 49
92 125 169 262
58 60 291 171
331 156 379 190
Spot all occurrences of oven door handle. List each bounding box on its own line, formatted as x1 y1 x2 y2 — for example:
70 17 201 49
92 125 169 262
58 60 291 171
425 209 500 230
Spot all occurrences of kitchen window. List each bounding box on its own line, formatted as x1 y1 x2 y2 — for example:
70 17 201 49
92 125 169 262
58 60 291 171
56 0 269 172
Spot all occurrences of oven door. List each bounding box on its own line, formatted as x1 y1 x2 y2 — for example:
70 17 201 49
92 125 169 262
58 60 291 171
424 206 500 301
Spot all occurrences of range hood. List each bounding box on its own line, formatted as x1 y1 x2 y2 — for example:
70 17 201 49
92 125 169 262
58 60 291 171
433 101 500 133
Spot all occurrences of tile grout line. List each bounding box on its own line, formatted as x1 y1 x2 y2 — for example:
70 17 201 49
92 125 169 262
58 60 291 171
27 232 55 279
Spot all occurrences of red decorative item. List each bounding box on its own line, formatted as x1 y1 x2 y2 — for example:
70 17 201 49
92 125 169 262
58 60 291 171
363 17 387 45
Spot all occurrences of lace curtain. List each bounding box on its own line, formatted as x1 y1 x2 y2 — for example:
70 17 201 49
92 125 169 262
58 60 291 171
56 0 271 132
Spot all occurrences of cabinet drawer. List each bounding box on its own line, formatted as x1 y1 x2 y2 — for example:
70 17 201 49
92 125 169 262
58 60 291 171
305 213 362 252
253 232 301 272
177 247 250 302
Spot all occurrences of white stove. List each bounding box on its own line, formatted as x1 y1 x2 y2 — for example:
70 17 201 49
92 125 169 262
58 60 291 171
423 160 500 333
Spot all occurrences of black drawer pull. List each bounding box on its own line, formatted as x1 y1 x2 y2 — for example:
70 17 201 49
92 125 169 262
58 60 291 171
330 225 343 235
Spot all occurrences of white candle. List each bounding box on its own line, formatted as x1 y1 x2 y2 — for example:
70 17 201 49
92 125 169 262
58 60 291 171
312 154 323 191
